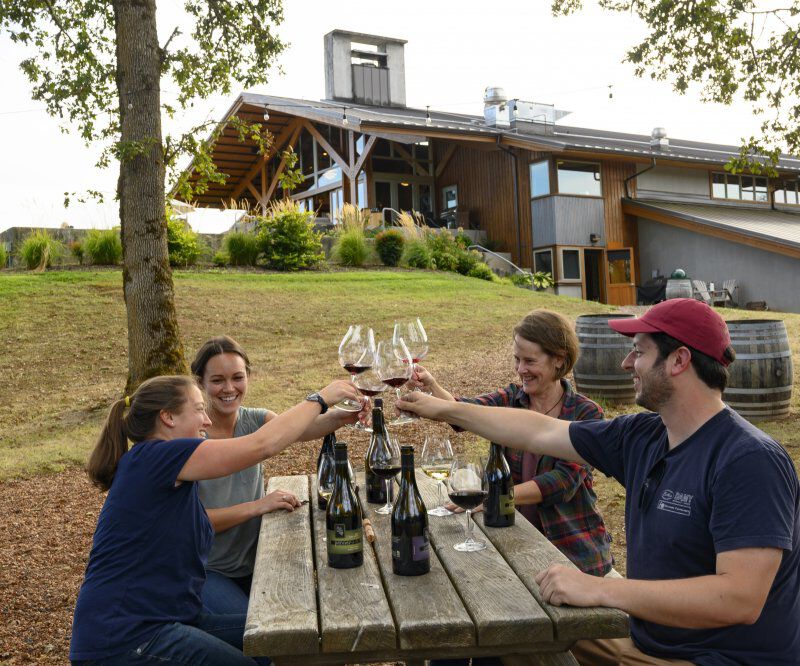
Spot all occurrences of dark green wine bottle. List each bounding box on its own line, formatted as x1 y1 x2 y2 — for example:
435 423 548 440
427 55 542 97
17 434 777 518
326 441 363 569
391 445 430 576
317 432 336 509
483 442 515 527
365 399 393 504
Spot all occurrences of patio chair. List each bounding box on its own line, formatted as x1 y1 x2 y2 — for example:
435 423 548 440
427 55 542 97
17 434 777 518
692 280 712 305
721 279 739 307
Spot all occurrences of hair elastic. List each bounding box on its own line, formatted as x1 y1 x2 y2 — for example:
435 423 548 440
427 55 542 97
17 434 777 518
124 395 131 408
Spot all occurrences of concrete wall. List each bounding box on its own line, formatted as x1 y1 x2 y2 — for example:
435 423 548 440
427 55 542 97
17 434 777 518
531 195 605 247
636 217 800 312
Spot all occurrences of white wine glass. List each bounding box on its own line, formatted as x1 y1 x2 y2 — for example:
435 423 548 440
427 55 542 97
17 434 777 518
421 435 454 517
336 325 374 412
447 457 487 552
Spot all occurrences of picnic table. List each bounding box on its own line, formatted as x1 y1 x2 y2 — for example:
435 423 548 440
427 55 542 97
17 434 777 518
244 470 628 665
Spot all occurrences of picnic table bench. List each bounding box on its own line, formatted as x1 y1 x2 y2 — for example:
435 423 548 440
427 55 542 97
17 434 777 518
244 469 628 665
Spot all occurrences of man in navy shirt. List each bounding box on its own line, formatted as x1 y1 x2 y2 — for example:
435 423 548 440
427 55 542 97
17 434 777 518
399 299 799 665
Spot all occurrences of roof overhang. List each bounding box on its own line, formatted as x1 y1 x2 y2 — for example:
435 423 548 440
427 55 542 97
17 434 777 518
622 198 800 260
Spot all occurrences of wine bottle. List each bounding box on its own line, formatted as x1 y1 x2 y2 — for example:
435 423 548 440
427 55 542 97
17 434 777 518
391 445 430 576
483 442 515 527
365 399 393 504
326 441 363 569
317 432 336 509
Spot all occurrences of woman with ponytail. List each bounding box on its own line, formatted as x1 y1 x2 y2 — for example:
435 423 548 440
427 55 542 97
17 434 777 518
70 374 358 665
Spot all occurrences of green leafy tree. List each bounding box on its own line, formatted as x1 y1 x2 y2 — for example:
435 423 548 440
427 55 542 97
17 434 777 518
551 0 800 171
0 1 286 391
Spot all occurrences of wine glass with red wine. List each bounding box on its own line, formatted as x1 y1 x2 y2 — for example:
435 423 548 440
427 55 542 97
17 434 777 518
335 325 374 412
375 338 415 426
447 457 487 552
351 367 386 431
393 318 428 370
366 430 401 515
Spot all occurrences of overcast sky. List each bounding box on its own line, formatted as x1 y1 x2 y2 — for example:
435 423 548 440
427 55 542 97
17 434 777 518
0 1 764 234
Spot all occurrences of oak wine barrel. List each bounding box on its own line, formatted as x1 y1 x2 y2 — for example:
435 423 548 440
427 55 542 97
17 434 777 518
665 279 693 300
724 319 793 421
573 314 636 404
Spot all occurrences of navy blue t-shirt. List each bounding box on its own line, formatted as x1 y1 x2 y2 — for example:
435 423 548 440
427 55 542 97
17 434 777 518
70 438 213 660
570 408 800 665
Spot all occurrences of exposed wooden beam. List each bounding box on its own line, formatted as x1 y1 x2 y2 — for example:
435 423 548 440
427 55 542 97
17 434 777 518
622 201 800 260
392 143 428 177
352 135 377 177
435 144 458 179
230 118 301 201
302 120 352 178
247 182 260 202
348 130 357 204
261 163 267 203
263 123 304 204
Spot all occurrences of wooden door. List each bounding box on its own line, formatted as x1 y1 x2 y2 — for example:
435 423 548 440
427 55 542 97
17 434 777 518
605 248 636 306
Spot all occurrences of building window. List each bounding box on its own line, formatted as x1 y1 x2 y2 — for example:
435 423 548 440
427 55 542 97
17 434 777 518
560 248 581 281
529 160 550 198
534 249 553 275
607 249 632 284
711 171 769 202
443 184 458 210
775 179 800 205
557 161 601 197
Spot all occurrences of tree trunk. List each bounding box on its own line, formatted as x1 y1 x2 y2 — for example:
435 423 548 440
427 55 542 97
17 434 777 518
113 0 186 393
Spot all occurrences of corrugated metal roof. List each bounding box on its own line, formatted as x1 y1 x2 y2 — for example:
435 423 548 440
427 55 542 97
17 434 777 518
239 93 800 171
628 199 800 250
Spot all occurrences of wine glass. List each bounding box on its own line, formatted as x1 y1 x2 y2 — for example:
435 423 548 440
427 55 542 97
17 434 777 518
375 338 415 426
447 457 487 552
421 435 454 517
317 449 335 510
351 366 386 431
393 318 429 369
335 325 375 412
366 430 401 515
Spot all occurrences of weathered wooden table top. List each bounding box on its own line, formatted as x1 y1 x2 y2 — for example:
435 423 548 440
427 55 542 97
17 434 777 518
244 469 628 665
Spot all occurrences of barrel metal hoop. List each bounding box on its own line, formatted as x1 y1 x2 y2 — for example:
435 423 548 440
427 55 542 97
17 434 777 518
732 351 792 360
724 386 793 395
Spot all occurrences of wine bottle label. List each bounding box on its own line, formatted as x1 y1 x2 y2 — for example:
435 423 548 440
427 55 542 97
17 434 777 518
327 525 363 555
391 531 430 562
500 491 515 516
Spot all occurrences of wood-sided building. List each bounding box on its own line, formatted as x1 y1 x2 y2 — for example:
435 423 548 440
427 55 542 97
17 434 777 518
176 29 800 311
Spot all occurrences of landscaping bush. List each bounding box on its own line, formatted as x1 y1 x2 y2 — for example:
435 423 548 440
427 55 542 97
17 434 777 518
69 240 84 265
454 232 472 250
510 272 533 288
212 250 229 267
84 229 122 265
224 231 260 266
467 262 495 281
374 229 405 266
18 230 63 270
455 248 482 275
332 227 370 267
256 201 324 270
433 251 459 272
403 238 434 269
0 244 6 269
167 217 203 267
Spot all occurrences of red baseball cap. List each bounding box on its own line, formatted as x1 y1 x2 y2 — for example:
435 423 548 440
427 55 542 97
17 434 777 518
608 298 732 366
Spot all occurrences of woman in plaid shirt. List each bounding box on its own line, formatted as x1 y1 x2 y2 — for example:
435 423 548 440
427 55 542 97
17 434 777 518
413 309 613 577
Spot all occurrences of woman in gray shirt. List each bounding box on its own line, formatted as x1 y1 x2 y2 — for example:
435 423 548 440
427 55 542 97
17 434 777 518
192 336 357 615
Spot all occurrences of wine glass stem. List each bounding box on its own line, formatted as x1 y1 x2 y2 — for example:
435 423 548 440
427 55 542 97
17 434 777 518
383 478 392 512
437 480 444 508
465 510 474 543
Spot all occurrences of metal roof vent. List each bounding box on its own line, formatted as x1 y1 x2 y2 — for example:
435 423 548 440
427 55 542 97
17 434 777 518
651 127 669 150
483 86 510 128
484 86 507 106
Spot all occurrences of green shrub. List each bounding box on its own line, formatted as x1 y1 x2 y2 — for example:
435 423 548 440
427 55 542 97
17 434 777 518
332 227 370 267
468 262 495 281
224 231 260 266
455 248 482 275
532 270 555 290
84 229 122 265
0 244 7 269
256 201 324 270
403 238 434 269
212 250 229 267
454 233 472 250
510 272 533 288
374 229 405 266
433 251 459 272
69 240 84 265
18 230 63 270
167 217 203 267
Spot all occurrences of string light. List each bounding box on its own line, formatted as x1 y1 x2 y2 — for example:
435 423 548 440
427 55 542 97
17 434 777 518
263 107 270 121
425 105 432 125
341 106 349 125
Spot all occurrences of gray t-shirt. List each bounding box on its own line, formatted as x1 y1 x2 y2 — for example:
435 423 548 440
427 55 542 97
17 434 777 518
197 406 268 578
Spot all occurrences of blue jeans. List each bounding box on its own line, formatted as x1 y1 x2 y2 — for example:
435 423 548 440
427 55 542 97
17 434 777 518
202 571 252 616
72 612 270 665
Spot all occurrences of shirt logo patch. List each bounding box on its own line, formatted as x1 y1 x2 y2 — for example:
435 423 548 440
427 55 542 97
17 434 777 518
656 489 693 517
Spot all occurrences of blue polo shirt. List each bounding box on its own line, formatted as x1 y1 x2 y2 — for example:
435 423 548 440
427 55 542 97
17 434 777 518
570 408 800 665
70 438 213 661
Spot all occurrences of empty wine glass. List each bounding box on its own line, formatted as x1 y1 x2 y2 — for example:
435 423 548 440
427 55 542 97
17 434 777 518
393 318 428 368
366 431 401 515
447 457 487 552
335 325 375 412
421 435 454 517
375 338 415 426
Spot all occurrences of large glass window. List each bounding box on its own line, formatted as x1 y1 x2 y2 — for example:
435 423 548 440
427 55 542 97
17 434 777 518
529 160 550 198
560 249 581 280
775 179 800 205
711 171 768 202
557 161 601 196
534 249 553 275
